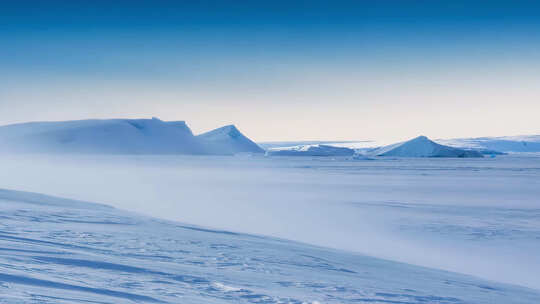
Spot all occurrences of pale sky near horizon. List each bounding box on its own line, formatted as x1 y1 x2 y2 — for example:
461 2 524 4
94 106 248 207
1 1 539 142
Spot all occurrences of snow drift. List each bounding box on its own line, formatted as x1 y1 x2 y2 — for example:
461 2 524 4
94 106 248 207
372 136 483 158
266 144 355 157
197 125 264 155
0 118 262 155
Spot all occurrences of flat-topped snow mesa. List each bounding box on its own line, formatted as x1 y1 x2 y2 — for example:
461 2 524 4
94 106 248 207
0 118 205 154
0 118 261 155
267 144 355 157
197 125 264 155
372 136 483 158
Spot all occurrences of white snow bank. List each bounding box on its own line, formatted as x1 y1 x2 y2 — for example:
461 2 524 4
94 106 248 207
372 136 483 158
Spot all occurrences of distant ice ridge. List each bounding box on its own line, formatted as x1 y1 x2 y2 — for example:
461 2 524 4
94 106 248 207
0 118 263 155
265 136 483 158
266 144 355 157
437 135 540 153
260 135 540 156
1 187 539 303
370 136 484 158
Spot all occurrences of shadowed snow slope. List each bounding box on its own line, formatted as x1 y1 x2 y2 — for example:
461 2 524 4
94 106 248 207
0 118 206 154
373 136 483 158
1 188 539 303
197 125 264 155
267 144 355 156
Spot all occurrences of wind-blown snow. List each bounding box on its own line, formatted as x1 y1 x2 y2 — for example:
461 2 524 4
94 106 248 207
372 136 484 158
266 144 355 157
1 188 539 303
2 154 539 291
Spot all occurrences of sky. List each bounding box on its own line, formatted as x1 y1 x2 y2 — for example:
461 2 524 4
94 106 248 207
1 0 540 141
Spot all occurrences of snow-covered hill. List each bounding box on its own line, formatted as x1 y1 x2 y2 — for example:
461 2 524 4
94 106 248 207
266 144 355 157
1 188 539 303
197 125 264 155
0 118 205 154
372 136 484 158
0 119 263 155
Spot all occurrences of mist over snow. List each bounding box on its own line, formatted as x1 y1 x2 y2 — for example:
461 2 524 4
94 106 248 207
1 119 540 301
3 187 539 303
1 154 539 292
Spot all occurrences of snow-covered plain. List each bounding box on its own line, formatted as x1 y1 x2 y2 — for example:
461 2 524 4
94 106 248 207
1 187 540 303
1 154 540 302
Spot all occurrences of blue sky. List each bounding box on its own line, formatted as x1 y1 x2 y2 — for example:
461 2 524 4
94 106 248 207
1 1 539 141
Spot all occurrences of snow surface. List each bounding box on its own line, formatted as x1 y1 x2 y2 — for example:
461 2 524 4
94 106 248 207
266 144 355 157
1 188 539 303
0 119 262 155
371 136 484 158
1 154 540 292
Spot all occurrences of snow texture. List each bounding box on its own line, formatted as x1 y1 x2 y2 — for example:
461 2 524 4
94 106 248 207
1 188 539 303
